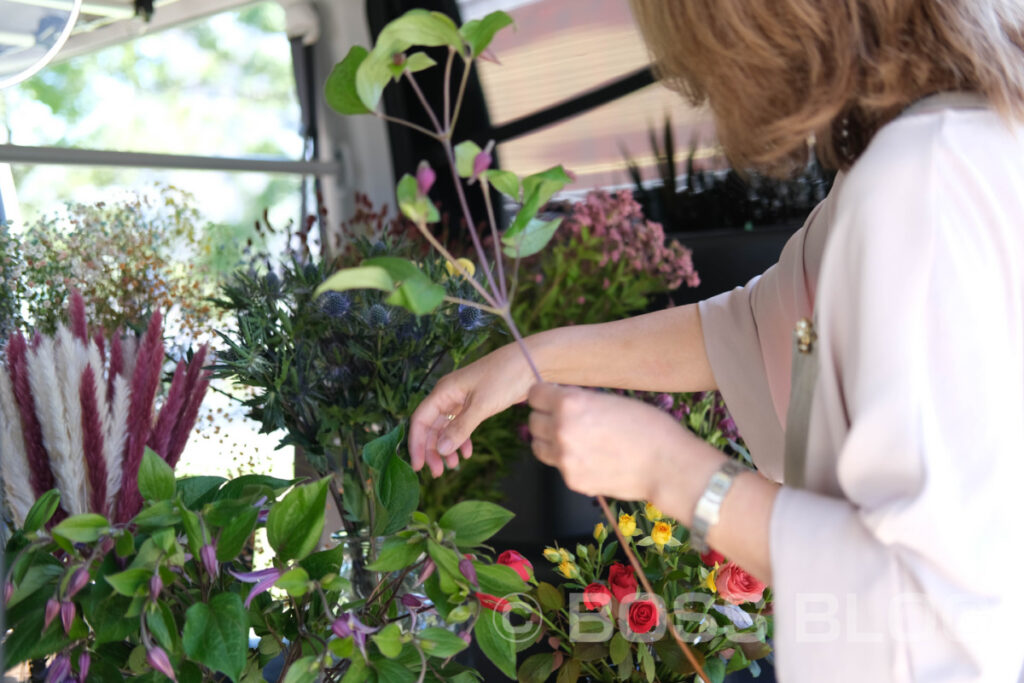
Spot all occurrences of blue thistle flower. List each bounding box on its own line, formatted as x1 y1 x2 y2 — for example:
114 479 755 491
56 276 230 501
318 291 351 318
366 303 390 328
457 304 486 331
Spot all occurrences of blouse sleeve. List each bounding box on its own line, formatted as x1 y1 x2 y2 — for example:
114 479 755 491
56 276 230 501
697 192 836 482
769 127 1024 681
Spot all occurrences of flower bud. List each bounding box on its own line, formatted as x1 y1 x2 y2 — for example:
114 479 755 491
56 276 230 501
413 558 435 588
147 646 177 681
200 544 219 578
458 557 477 587
44 598 60 631
593 522 607 542
4 580 13 606
416 161 436 196
472 150 493 177
78 653 91 682
542 547 561 563
399 594 424 610
331 616 352 640
150 573 164 600
66 567 89 599
61 601 76 635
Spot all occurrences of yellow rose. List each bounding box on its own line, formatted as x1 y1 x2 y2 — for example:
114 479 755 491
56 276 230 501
557 560 579 580
618 513 638 537
651 521 673 548
644 502 663 521
593 522 607 542
543 547 562 563
704 567 718 593
558 548 572 563
445 257 476 278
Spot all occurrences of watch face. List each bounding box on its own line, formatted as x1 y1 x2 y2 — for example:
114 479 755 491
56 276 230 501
0 0 82 90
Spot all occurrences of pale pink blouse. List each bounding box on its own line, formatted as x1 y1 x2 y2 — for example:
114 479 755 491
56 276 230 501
698 93 1024 681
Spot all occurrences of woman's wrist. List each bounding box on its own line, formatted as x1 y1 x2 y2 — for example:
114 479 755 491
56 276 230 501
648 425 725 527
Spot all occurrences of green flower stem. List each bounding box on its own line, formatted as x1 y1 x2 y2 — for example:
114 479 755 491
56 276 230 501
411 219 500 308
443 47 456 133
480 178 508 299
375 112 442 141
442 296 503 316
404 71 445 142
449 56 473 133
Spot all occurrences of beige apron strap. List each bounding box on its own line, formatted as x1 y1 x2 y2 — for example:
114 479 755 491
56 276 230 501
784 318 819 489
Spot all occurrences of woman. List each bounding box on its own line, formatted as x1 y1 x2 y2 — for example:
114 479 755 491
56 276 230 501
410 1 1024 680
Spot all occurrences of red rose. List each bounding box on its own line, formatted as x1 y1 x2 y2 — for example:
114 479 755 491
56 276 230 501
700 549 725 567
497 550 533 582
607 562 638 602
476 592 512 613
627 600 658 634
715 562 766 605
582 583 612 611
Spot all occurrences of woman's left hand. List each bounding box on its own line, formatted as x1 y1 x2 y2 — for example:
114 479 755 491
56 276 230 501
527 382 705 502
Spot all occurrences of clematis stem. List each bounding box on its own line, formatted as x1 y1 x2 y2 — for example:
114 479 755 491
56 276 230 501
480 178 508 300
375 112 442 141
596 495 710 682
442 47 456 133
411 221 499 308
450 56 473 132
404 72 445 137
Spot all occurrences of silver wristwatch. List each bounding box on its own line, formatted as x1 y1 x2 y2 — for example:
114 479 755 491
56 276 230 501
690 460 749 554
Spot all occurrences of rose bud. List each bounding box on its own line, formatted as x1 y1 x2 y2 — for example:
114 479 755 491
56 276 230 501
66 567 89 599
61 601 76 634
200 544 219 578
582 583 613 611
147 646 177 681
150 573 164 600
497 550 533 582
44 598 60 631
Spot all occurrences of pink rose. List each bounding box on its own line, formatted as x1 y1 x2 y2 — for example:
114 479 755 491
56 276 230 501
715 562 766 605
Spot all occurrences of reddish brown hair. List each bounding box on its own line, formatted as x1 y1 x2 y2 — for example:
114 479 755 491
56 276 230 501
630 0 1024 172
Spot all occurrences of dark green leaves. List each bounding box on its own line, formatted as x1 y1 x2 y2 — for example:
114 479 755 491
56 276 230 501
266 478 329 563
138 447 175 502
460 11 514 57
418 627 469 658
182 593 248 682
22 489 60 533
367 535 425 572
315 256 444 316
474 607 516 678
502 217 563 258
503 166 573 257
325 46 372 115
362 425 420 535
439 501 514 548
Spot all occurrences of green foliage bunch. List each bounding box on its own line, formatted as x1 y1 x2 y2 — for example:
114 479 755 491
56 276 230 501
212 236 495 532
3 434 527 682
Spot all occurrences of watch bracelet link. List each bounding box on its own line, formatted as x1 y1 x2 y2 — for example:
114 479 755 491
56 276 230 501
690 459 750 554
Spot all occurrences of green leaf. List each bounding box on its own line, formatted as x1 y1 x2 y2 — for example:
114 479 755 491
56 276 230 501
180 507 203 558
439 501 514 547
326 45 373 115
214 474 297 502
485 170 520 200
276 567 310 597
475 563 527 597
460 11 514 56
23 489 60 533
266 478 330 562
387 52 437 80
7 561 61 608
216 506 259 562
299 545 345 579
609 633 630 666
147 602 181 655
378 9 464 52
474 607 516 678
138 447 175 501
355 47 394 112
373 659 417 683
517 653 554 683
426 539 463 590
454 140 483 178
340 655 370 683
105 568 151 597
505 165 573 248
536 582 564 613
314 266 394 298
502 217 562 258
52 513 109 543
131 500 180 529
639 644 656 683
176 476 226 509
418 627 468 658
367 536 425 572
316 258 444 315
182 593 249 682
556 658 580 683
372 623 403 659
362 423 406 470
703 656 727 683
374 456 420 536
281 655 319 683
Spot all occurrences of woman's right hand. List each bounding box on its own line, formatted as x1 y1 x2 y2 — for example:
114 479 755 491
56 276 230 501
409 342 536 477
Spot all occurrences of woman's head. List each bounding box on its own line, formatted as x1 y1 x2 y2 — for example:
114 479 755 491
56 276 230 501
630 0 1024 172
